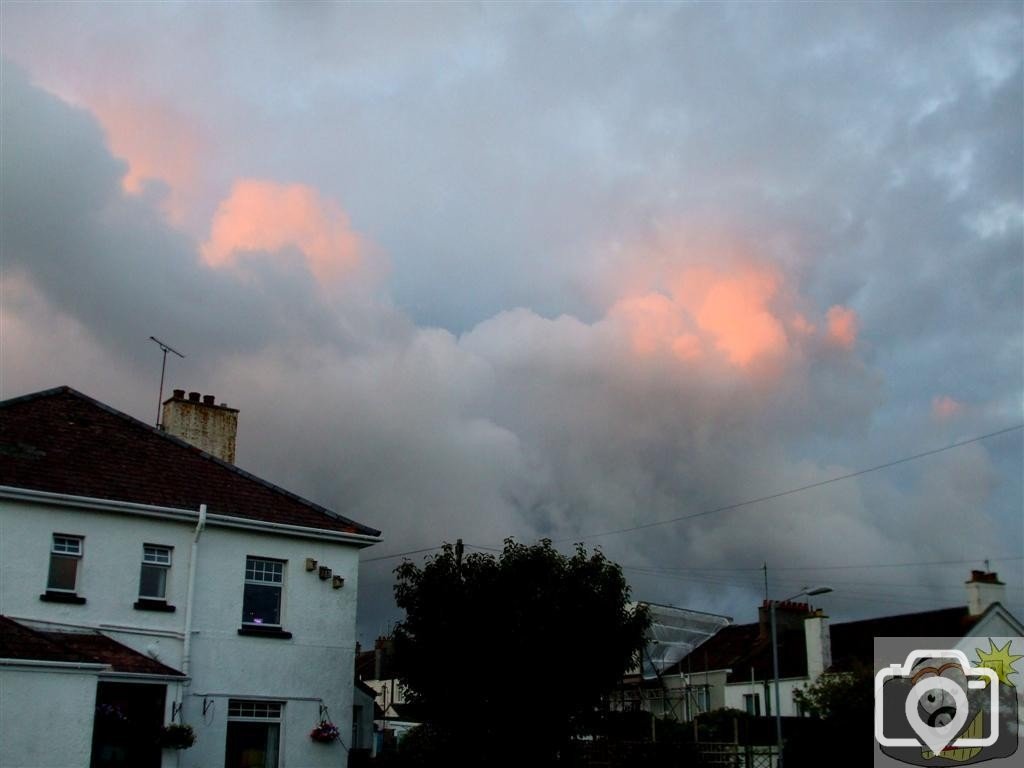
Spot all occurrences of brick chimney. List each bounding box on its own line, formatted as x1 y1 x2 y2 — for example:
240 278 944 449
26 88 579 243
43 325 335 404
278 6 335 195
161 389 239 463
758 600 811 641
374 635 395 681
965 570 1005 616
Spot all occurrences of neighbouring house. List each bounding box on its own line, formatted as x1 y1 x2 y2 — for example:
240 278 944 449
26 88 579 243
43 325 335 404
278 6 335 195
355 635 421 752
0 386 382 768
667 570 1024 720
609 602 731 722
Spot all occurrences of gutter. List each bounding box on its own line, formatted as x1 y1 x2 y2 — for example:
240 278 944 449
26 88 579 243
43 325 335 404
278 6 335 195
0 658 108 672
181 504 206 679
0 660 189 683
0 486 382 546
100 671 191 683
8 616 182 640
206 512 382 545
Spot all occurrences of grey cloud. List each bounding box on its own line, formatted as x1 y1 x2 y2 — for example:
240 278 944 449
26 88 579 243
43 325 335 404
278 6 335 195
1 3 1020 638
0 63 395 373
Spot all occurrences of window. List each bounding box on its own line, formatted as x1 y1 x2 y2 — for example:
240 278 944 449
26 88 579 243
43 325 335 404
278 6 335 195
693 685 710 715
744 693 761 716
47 534 82 592
225 700 282 768
139 545 171 599
242 557 284 626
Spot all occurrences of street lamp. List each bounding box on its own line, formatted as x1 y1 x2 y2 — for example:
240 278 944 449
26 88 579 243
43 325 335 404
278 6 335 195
770 585 832 768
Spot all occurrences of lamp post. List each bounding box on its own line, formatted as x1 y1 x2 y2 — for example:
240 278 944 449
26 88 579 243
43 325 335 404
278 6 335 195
770 585 832 768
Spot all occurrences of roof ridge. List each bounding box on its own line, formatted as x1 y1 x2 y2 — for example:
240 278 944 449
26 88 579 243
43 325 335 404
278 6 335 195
0 385 74 409
1 385 380 538
830 604 968 628
0 615 67 653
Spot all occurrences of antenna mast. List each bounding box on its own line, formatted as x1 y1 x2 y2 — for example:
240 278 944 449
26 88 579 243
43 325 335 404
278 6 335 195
149 336 185 428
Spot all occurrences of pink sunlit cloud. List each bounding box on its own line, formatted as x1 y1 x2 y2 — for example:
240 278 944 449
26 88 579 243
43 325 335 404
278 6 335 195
825 305 859 349
672 263 789 367
202 180 364 285
932 395 965 421
89 96 203 223
608 260 795 369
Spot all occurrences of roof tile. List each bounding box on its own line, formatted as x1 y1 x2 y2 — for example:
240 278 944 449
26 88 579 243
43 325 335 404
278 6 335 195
0 616 185 676
0 386 380 538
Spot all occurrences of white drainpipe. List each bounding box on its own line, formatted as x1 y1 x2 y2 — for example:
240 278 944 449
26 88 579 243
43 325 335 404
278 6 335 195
181 504 207 678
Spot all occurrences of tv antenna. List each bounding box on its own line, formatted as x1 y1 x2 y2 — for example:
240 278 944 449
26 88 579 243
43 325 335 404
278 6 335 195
149 336 185 427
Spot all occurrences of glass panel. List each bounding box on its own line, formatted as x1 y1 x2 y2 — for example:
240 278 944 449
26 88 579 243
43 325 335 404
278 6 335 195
744 694 758 715
47 554 78 591
242 584 281 625
245 558 283 584
224 722 280 768
228 701 282 719
53 536 82 555
142 546 171 565
698 686 709 712
138 564 167 598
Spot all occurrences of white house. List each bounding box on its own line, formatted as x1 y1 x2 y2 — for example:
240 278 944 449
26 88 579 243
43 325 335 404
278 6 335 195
0 386 382 768
667 572 1024 720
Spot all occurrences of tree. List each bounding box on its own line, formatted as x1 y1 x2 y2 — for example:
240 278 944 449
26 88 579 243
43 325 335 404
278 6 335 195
392 538 649 767
786 663 874 767
792 662 873 722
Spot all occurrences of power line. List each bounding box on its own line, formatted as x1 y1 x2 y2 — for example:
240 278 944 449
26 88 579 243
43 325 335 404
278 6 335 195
360 542 502 565
622 567 1023 610
359 425 1022 565
617 554 1024 574
554 424 1023 543
361 545 443 564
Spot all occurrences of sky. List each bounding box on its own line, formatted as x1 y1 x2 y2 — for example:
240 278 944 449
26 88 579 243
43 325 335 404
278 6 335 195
1 1 1021 643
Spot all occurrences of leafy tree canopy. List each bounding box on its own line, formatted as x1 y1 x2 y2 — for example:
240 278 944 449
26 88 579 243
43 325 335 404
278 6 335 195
793 662 873 721
392 538 649 766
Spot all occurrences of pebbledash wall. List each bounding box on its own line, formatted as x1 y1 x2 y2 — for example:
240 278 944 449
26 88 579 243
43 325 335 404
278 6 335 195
0 492 371 768
0 665 99 767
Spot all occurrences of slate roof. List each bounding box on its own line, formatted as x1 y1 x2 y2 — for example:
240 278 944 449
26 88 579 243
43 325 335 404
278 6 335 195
670 603 985 682
828 605 980 672
0 616 185 677
0 386 380 539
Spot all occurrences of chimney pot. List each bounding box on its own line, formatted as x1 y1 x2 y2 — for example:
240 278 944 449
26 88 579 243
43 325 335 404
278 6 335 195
188 391 201 402
203 394 215 406
968 570 1002 584
172 389 185 399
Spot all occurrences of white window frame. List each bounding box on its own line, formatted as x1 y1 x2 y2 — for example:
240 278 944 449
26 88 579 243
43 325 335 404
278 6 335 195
138 544 172 600
242 556 285 627
226 700 283 768
228 700 284 720
47 534 83 592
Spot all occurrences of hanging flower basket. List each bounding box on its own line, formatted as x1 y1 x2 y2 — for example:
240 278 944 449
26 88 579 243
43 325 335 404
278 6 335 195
156 723 196 749
309 720 340 743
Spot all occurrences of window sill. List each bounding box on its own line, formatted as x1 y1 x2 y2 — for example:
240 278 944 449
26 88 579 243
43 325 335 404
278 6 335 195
134 599 177 612
40 591 86 605
238 626 292 640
